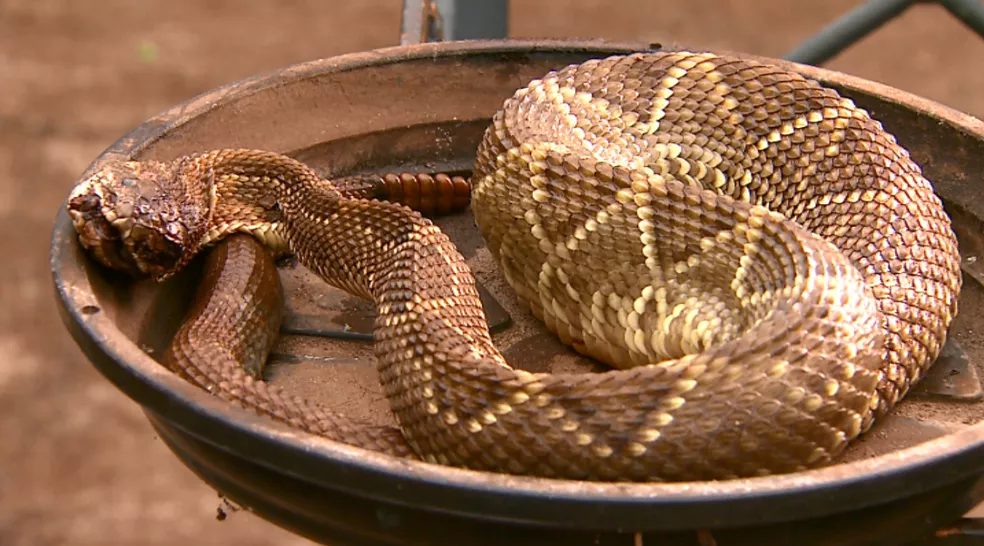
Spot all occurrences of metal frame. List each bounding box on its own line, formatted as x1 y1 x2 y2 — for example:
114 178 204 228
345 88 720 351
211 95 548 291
401 0 507 44
399 0 984 66
786 0 984 65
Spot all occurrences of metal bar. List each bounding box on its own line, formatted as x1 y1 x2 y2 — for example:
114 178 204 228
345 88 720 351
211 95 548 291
400 0 443 45
400 0 425 45
940 0 984 38
435 0 508 40
785 0 919 65
930 517 984 544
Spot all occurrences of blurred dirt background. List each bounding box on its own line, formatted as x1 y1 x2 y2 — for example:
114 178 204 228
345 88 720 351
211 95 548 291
1 1 982 544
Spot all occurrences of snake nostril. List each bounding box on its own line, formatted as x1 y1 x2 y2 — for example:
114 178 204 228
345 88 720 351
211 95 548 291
68 192 102 215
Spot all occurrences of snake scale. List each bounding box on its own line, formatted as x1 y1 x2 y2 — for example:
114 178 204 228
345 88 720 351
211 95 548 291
67 51 962 481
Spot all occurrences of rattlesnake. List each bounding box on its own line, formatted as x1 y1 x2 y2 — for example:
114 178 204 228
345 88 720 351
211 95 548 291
67 51 961 481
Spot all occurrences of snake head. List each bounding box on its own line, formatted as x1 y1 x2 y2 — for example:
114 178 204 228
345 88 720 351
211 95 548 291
67 159 211 280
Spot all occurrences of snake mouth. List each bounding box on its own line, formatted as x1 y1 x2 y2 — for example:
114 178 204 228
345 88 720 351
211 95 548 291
67 189 185 279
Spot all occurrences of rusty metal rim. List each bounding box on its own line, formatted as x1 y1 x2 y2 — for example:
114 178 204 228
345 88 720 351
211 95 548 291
51 39 984 530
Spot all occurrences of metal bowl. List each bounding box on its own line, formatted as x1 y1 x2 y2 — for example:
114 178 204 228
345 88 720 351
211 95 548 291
51 40 984 545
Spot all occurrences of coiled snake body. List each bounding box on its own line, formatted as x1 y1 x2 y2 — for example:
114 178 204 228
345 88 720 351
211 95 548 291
68 52 961 481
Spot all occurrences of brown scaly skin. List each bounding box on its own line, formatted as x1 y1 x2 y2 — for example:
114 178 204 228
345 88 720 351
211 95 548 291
163 233 414 457
67 52 961 482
